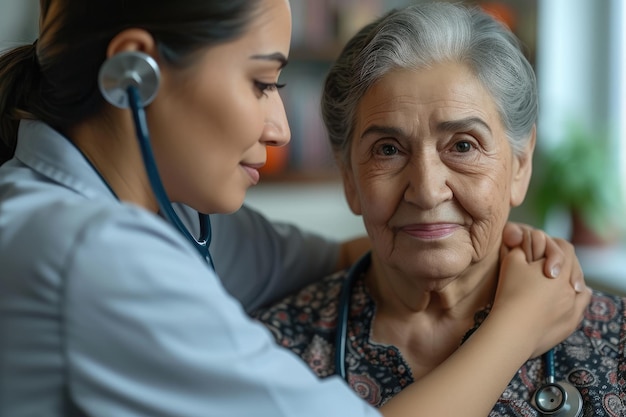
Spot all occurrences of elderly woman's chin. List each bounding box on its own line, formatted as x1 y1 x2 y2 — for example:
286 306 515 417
382 244 478 282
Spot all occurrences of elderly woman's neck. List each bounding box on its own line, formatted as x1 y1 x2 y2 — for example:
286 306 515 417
366 253 501 379
366 253 500 318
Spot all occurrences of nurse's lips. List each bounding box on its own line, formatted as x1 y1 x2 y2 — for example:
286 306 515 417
401 223 460 240
241 162 264 185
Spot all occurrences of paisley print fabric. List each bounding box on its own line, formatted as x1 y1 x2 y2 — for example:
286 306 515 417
253 269 626 416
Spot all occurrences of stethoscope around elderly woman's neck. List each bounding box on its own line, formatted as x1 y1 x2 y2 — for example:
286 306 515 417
95 51 214 269
335 253 583 416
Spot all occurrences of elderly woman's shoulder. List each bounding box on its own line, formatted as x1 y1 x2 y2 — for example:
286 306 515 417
253 270 348 331
576 289 626 351
252 271 348 369
586 289 626 320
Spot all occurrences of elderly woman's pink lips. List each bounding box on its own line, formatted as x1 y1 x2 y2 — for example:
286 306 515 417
401 223 460 239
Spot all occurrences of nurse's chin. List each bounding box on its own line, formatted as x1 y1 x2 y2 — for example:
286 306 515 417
196 195 246 216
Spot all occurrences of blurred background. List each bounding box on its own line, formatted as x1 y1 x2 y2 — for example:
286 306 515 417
2 0 624 292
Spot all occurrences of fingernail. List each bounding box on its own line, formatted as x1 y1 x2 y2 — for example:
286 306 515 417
550 265 561 278
574 282 583 293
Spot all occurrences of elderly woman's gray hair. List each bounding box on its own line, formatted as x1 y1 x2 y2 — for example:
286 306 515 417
321 1 537 166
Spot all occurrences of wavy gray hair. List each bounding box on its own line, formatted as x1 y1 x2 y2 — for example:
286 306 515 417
321 1 537 166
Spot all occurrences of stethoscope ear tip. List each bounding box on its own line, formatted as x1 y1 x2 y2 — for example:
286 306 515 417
98 51 160 109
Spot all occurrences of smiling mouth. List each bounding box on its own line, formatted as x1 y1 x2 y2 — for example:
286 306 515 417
401 224 460 240
241 163 263 185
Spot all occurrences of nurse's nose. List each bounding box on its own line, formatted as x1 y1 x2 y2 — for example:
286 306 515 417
262 91 291 147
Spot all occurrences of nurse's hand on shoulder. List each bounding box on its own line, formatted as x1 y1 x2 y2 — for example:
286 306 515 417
494 245 592 359
501 222 586 293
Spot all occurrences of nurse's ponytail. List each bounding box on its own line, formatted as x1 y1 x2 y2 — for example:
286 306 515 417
0 42 41 165
0 0 262 166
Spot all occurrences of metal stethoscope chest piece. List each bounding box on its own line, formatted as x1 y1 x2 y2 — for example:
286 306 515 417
531 350 583 417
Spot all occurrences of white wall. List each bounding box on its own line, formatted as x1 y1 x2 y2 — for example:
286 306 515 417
245 181 367 241
0 0 38 47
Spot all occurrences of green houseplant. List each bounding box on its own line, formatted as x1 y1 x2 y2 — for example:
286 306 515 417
529 124 625 246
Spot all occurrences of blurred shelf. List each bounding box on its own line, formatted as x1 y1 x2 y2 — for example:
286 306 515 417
290 45 343 61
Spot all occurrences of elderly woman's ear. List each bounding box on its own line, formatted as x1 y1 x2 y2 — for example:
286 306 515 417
510 125 537 207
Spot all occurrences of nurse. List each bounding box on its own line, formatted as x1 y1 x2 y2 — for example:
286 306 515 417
0 1 590 417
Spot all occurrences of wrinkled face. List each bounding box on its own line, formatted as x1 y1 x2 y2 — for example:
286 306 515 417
343 62 534 280
149 0 292 214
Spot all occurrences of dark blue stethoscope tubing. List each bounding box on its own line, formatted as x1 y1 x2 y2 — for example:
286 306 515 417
127 86 214 269
334 252 371 382
334 268 351 381
545 348 556 382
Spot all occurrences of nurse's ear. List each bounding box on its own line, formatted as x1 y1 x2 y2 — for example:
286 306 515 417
106 28 158 59
98 29 161 109
510 125 537 207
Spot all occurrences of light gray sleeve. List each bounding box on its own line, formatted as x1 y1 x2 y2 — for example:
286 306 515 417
63 207 380 417
174 203 340 312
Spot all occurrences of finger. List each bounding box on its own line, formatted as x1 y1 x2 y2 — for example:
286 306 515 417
548 237 572 278
550 236 585 291
530 229 548 260
542 236 565 278
570 262 586 293
573 285 592 322
521 226 532 263
500 246 527 270
501 222 524 248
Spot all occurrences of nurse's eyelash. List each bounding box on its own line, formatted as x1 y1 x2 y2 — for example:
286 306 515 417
254 81 286 95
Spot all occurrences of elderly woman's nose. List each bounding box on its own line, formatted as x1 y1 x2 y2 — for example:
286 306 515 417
261 92 291 147
403 156 452 208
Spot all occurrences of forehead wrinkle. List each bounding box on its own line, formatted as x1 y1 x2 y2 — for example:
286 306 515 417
436 116 492 135
358 91 425 122
357 102 416 144
359 125 408 142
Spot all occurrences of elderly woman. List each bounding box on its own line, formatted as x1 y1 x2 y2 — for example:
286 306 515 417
254 3 625 416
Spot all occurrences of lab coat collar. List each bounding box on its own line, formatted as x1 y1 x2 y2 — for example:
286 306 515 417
15 120 118 202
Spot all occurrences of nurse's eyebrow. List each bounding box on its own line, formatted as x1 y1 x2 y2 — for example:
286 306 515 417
437 117 492 134
250 52 288 69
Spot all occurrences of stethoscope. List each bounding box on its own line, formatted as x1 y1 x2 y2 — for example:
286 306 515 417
335 252 583 416
97 51 214 268
531 349 583 416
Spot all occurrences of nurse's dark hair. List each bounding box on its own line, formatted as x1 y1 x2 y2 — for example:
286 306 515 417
322 2 537 167
0 0 261 164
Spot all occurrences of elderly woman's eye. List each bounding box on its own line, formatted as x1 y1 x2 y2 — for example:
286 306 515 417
454 141 472 153
379 144 399 156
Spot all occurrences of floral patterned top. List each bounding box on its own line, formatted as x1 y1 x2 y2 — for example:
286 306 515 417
253 254 626 416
